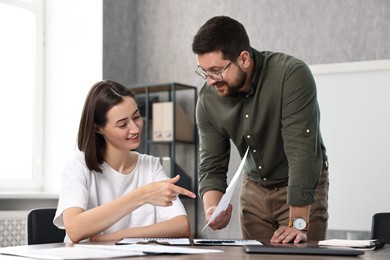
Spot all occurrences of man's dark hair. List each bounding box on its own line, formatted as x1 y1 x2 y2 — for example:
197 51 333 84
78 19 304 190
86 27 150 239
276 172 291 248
192 16 251 61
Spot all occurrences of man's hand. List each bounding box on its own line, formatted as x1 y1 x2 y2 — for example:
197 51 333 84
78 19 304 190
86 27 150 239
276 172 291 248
270 226 307 244
205 204 233 230
270 204 310 243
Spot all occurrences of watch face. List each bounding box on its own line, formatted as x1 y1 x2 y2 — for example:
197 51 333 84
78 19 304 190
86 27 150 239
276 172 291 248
293 218 307 230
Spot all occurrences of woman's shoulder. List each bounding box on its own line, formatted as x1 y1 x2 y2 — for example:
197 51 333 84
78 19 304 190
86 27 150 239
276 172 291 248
134 153 167 181
66 151 86 164
63 151 90 173
135 153 164 173
136 152 160 163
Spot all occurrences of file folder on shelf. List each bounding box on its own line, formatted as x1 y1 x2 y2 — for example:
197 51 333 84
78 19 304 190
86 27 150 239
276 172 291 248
152 102 193 142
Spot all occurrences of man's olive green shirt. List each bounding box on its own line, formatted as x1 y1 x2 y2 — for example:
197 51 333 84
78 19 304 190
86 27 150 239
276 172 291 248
196 49 327 206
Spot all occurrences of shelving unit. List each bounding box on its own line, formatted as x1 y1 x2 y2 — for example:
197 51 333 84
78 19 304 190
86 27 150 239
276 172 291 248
127 82 198 236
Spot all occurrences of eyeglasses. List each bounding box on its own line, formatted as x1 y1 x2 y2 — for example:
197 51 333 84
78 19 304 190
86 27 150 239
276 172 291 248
195 62 232 81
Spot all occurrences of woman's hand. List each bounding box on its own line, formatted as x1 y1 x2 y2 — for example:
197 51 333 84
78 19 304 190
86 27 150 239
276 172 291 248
143 175 196 206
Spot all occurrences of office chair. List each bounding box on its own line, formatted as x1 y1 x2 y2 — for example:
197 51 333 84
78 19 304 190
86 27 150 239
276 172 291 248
370 212 390 244
27 208 66 245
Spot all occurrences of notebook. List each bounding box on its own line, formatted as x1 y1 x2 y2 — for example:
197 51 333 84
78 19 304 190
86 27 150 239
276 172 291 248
243 245 364 256
318 239 385 250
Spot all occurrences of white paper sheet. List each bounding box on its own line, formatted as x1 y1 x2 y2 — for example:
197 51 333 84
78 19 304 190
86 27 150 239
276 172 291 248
0 244 222 259
0 245 145 259
201 147 249 232
77 244 223 254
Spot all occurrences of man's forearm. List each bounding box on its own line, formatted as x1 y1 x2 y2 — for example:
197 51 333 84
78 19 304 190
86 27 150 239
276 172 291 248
202 190 224 211
289 205 311 222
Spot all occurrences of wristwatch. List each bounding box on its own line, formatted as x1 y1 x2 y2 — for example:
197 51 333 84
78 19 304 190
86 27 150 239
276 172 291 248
288 218 309 231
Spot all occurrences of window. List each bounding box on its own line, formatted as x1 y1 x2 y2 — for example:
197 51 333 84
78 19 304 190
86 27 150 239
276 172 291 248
0 0 44 191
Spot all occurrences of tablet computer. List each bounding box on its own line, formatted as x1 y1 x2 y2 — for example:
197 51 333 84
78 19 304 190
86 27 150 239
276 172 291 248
243 245 364 256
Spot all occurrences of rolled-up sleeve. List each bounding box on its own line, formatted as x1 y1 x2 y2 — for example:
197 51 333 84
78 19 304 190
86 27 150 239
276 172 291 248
281 63 323 206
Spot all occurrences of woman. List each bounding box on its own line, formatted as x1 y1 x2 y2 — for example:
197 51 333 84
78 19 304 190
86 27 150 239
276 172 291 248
54 80 196 243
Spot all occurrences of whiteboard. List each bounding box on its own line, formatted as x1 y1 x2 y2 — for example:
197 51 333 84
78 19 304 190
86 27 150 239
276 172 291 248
311 60 390 231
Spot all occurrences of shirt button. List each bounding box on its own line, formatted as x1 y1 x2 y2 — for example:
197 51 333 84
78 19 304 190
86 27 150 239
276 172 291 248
306 129 310 133
263 177 267 181
258 165 262 169
253 149 257 153
245 114 249 118
247 135 251 139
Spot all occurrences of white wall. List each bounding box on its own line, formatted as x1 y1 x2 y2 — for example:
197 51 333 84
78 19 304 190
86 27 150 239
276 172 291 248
311 60 390 231
44 0 102 192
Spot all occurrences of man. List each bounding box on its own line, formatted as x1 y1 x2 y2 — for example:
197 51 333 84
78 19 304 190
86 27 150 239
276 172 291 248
192 16 329 244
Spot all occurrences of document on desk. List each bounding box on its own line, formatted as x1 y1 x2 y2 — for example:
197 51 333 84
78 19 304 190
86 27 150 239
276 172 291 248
77 244 223 254
0 244 145 259
201 147 249 232
0 244 222 259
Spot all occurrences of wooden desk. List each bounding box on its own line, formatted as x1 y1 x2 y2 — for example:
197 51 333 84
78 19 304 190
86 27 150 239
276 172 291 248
0 242 388 260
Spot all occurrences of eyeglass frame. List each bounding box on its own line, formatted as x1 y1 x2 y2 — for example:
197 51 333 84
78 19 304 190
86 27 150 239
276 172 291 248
194 61 232 81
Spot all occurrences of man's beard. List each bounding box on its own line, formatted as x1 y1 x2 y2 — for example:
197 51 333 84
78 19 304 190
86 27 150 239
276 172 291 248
215 68 247 97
